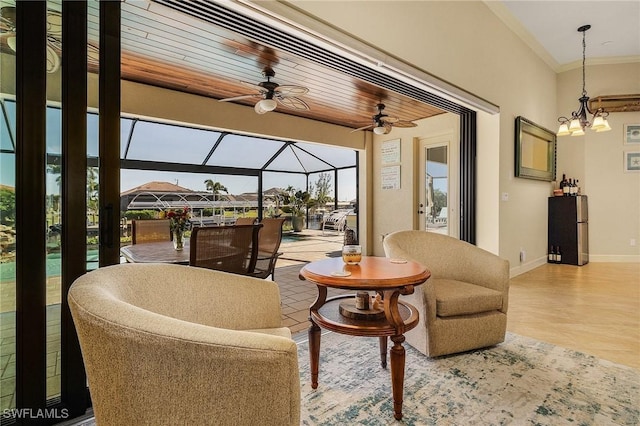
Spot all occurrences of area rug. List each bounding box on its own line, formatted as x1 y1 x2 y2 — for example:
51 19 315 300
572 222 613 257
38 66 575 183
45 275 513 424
297 332 640 425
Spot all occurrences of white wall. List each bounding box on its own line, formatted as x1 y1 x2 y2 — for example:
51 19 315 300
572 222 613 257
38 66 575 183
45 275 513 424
284 1 557 274
370 113 460 256
556 63 640 262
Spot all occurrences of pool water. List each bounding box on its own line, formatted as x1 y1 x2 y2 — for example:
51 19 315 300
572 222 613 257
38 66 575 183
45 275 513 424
0 250 99 281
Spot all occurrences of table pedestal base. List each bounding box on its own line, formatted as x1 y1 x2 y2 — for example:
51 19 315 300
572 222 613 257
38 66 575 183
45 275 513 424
308 294 417 422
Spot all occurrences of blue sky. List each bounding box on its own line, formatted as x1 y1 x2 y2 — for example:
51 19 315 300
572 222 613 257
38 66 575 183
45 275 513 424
1 100 358 201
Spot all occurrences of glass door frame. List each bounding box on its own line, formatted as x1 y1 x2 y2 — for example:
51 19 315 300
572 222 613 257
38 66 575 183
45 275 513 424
417 134 459 238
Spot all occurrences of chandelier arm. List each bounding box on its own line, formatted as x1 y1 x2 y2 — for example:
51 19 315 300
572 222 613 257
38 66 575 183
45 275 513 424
556 24 610 136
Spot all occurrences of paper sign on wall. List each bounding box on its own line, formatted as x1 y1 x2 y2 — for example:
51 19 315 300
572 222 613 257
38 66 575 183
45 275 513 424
381 139 401 164
381 165 401 190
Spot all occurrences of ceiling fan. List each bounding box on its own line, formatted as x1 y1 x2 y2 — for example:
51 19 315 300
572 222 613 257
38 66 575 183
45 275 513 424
0 6 99 74
352 103 417 134
219 67 310 114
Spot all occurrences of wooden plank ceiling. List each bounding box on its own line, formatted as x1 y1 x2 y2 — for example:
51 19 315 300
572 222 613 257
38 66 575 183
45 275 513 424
112 0 446 130
0 0 445 130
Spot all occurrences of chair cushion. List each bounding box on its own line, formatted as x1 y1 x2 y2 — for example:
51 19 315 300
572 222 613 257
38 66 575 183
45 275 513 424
434 278 504 317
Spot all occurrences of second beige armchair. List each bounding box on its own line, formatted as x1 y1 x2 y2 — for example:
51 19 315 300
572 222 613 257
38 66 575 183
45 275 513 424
383 230 509 357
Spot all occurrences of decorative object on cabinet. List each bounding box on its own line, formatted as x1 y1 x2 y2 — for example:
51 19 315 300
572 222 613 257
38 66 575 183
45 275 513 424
515 116 556 182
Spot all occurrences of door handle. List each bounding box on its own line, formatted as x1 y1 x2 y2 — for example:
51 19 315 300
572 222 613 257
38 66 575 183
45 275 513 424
100 203 114 248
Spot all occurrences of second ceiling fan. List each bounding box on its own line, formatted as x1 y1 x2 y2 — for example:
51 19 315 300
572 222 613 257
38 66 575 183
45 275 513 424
219 67 310 114
352 103 417 134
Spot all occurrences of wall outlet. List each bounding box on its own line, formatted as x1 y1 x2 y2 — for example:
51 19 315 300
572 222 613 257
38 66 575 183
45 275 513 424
501 192 509 201
631 238 637 247
519 249 526 262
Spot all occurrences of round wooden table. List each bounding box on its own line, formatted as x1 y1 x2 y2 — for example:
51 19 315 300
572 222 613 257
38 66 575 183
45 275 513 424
299 256 430 420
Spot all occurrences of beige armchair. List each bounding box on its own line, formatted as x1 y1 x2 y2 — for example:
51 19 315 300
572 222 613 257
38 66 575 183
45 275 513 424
383 230 509 357
69 263 300 426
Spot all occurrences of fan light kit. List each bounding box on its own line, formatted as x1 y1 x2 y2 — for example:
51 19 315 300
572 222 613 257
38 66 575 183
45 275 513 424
1 6 61 73
352 103 417 134
373 125 387 135
220 67 310 115
1 6 99 74
254 98 277 114
556 25 611 137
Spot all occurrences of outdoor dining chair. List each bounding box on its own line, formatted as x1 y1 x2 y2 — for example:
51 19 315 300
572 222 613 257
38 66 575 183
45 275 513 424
131 219 171 244
189 224 262 275
235 217 257 225
252 217 286 280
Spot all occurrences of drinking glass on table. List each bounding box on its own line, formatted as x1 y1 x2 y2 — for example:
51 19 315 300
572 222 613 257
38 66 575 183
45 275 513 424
342 245 362 265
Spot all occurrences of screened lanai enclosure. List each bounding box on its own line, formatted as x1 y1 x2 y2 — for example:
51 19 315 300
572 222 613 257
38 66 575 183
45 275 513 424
0 98 358 237
118 114 358 227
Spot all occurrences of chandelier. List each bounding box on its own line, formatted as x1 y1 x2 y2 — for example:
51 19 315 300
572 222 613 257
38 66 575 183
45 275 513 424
556 25 611 136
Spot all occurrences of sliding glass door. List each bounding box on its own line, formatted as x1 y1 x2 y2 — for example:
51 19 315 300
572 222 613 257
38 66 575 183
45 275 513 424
0 1 120 424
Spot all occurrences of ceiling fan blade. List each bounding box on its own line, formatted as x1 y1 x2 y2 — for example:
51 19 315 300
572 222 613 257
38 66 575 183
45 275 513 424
0 7 16 31
239 80 267 92
276 85 308 97
276 96 309 111
218 94 261 102
46 9 62 37
393 120 418 128
0 21 14 33
351 124 374 133
383 123 393 134
46 44 60 74
380 115 399 124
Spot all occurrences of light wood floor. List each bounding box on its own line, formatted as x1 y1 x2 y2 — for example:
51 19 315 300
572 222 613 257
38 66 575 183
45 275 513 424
507 262 639 369
277 261 640 370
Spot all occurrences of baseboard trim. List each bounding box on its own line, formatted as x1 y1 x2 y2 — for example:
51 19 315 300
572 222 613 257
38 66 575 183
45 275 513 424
509 256 547 278
509 254 640 277
589 255 640 263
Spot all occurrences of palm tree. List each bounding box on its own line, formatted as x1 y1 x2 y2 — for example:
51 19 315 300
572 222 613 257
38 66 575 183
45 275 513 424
204 179 228 216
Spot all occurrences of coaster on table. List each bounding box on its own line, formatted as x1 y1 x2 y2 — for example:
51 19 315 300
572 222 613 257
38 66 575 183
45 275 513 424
389 258 407 264
331 270 351 277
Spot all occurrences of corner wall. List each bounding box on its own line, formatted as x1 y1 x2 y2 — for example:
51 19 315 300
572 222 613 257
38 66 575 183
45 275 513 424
556 62 640 262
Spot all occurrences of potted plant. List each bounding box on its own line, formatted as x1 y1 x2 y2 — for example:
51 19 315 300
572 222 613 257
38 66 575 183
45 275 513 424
283 189 310 232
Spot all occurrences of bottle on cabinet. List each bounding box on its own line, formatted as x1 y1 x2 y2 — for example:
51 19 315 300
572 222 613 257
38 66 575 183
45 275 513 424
557 174 582 197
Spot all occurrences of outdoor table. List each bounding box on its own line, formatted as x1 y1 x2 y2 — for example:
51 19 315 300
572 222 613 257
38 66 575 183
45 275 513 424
120 241 190 264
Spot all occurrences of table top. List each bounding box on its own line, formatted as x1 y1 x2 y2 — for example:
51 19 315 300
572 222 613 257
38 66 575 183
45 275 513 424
120 241 190 264
300 256 430 290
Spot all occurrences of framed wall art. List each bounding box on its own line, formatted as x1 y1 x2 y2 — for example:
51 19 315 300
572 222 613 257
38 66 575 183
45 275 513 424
624 151 640 172
624 124 640 144
514 116 557 181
